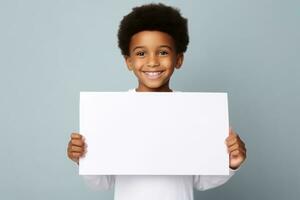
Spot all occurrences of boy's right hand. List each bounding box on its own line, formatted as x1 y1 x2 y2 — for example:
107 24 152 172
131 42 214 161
67 133 87 165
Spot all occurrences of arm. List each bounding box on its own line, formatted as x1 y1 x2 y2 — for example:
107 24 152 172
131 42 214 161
193 168 236 191
194 128 246 191
82 175 115 191
67 133 115 190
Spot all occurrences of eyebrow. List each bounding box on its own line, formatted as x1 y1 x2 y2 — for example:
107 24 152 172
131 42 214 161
132 45 173 52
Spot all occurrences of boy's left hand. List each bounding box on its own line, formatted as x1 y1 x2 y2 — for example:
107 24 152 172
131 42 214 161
226 128 247 170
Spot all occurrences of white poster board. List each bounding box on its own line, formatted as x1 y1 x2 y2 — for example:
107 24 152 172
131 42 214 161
79 92 229 175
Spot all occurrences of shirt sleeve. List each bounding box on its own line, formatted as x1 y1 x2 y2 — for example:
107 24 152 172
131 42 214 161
81 175 115 191
193 168 237 191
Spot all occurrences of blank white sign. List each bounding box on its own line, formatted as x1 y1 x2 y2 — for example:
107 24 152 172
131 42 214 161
79 92 229 175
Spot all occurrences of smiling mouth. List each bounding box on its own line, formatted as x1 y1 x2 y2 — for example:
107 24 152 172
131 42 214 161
142 71 164 79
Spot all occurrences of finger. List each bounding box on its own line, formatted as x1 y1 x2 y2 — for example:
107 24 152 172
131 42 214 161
68 153 79 162
70 145 85 153
229 128 242 142
226 135 245 147
226 136 237 146
71 132 82 139
228 139 246 149
68 140 72 148
234 137 245 149
226 130 237 140
229 146 246 156
70 152 84 158
228 143 239 152
68 143 87 154
67 150 79 160
230 148 246 157
230 149 241 157
71 138 85 147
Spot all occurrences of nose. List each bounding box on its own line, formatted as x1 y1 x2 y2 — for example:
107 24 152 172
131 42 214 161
146 54 159 67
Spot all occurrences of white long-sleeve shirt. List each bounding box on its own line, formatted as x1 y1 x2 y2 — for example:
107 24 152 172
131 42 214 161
82 172 236 200
81 88 237 200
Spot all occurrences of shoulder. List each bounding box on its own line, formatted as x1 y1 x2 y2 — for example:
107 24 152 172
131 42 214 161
128 88 136 92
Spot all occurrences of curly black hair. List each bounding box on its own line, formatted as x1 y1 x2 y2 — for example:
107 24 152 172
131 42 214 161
117 3 189 56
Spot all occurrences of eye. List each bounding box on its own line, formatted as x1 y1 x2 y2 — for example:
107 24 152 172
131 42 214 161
136 51 145 57
159 50 169 56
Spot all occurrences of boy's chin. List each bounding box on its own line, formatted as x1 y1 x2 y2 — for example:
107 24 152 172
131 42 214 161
140 82 169 91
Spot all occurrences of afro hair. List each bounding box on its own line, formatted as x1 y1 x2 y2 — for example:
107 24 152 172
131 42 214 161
117 3 189 56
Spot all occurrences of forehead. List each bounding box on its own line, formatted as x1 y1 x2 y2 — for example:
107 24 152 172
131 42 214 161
129 31 175 50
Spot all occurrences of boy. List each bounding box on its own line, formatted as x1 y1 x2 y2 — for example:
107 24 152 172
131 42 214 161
67 3 247 200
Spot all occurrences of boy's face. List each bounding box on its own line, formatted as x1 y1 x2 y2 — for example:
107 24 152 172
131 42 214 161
125 31 183 92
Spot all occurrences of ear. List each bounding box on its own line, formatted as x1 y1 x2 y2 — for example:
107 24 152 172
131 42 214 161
175 53 184 69
125 55 133 71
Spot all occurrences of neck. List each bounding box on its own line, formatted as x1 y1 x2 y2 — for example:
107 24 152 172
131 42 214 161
136 83 173 92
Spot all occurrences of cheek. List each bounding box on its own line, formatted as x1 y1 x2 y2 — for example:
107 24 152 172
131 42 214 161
161 58 176 69
132 60 145 70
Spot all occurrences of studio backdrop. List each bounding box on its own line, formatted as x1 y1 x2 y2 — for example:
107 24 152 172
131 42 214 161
0 0 299 200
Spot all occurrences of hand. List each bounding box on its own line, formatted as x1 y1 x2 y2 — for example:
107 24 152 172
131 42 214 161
226 128 247 170
67 132 87 165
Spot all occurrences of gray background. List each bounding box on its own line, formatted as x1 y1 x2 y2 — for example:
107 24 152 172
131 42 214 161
0 0 299 199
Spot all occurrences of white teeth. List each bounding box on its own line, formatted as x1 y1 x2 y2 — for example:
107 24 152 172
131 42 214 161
144 71 162 76
143 71 163 79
